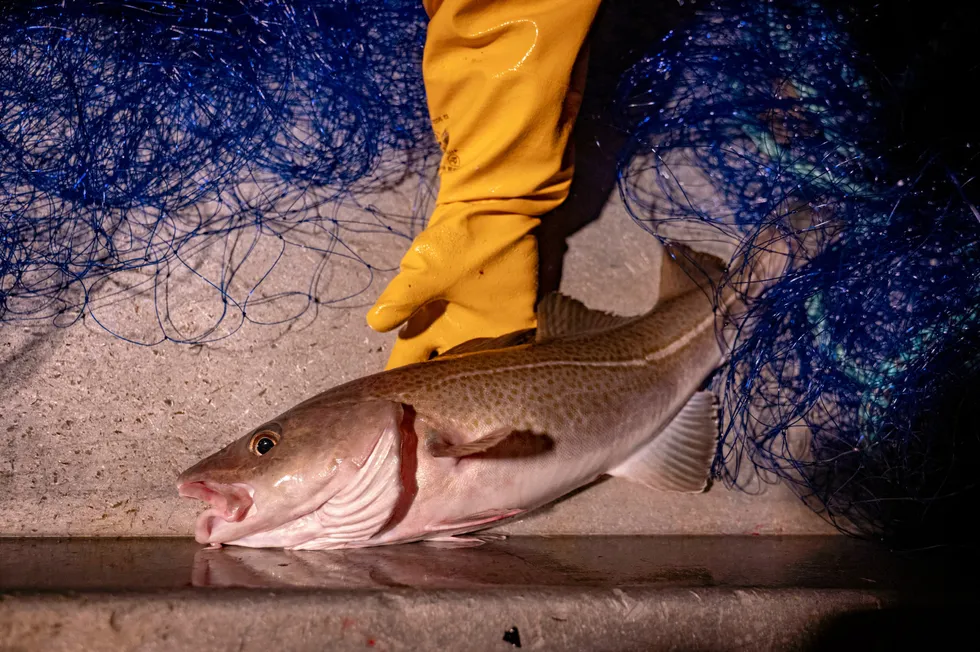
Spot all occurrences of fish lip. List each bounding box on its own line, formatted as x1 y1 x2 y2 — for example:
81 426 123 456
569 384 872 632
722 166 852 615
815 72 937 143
178 481 255 544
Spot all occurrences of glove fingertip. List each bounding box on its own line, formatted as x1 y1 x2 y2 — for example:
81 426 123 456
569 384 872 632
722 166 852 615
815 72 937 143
367 301 413 333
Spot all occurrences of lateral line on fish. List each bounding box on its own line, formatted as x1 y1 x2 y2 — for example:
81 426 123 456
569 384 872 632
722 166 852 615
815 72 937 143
643 309 720 363
422 309 722 385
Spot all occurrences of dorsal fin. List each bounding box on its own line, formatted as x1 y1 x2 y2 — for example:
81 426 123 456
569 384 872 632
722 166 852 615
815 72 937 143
657 243 728 304
535 293 636 344
438 328 537 358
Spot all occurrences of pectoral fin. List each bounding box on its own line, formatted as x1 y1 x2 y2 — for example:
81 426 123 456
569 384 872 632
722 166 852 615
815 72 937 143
426 427 521 458
417 416 552 459
608 391 719 493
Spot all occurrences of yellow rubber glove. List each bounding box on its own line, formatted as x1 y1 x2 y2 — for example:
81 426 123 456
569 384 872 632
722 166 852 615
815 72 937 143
367 0 602 369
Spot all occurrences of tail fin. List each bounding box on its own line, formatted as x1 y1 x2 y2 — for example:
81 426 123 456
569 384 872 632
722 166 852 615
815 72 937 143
655 226 794 361
728 226 793 302
656 225 793 307
655 242 729 305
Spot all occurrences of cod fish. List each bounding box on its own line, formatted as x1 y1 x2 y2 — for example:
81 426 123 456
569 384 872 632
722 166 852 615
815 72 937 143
178 247 738 550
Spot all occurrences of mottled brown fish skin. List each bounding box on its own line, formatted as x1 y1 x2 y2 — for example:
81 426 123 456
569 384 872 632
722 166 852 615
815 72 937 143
316 287 723 447
178 258 737 548
286 285 730 541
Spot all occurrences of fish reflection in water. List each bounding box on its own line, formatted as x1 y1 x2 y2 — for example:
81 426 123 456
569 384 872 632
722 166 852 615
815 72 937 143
193 538 542 590
191 537 714 590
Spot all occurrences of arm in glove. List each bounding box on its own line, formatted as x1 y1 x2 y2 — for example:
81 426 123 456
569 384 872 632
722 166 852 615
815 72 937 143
367 0 601 369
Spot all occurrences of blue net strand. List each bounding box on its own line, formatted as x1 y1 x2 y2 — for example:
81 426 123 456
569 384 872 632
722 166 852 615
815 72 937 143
4 0 980 545
615 0 980 546
720 191 980 545
1 1 437 343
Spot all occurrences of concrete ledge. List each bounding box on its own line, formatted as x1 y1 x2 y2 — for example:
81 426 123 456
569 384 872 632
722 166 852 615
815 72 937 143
0 588 912 652
1 537 974 651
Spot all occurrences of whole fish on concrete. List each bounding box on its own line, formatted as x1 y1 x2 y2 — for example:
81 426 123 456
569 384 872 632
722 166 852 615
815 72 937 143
178 246 739 550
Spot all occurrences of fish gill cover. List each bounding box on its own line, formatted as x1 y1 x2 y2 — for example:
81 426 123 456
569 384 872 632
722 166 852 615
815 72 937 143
2 0 978 546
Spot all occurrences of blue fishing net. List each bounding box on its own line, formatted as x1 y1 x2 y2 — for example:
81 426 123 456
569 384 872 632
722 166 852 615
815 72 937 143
616 0 980 546
3 0 978 545
1 0 436 343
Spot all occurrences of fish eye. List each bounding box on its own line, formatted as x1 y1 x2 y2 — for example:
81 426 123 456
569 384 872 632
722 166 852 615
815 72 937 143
249 430 279 456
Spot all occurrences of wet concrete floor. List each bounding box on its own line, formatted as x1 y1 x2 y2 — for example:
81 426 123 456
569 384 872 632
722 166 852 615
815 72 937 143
0 535 972 592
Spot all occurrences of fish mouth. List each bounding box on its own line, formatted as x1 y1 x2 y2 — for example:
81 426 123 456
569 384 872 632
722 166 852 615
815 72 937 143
178 481 255 544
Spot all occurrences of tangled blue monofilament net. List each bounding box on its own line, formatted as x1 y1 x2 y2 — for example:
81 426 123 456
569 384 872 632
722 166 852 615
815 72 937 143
722 195 980 545
1 0 436 343
616 0 980 546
